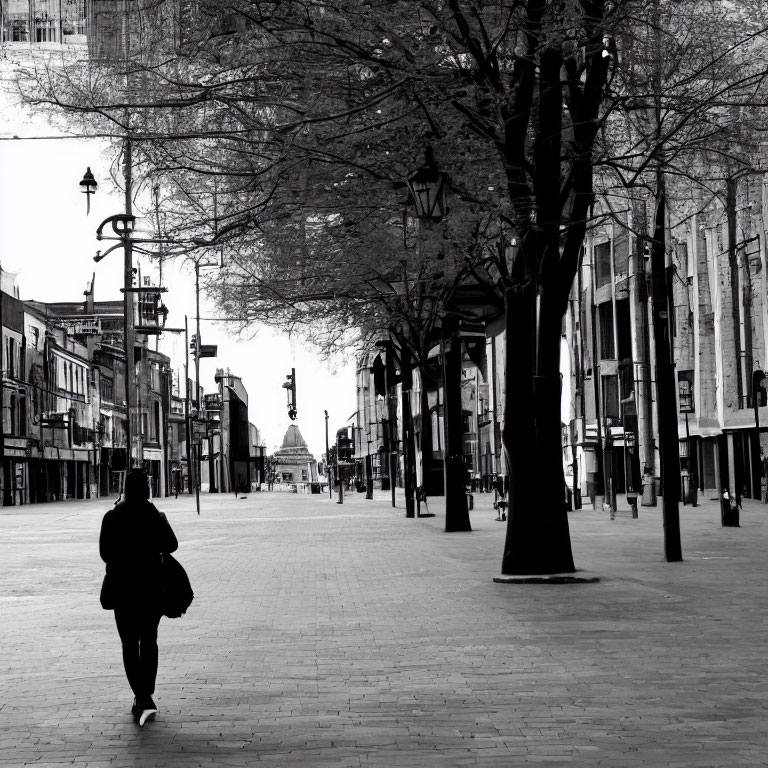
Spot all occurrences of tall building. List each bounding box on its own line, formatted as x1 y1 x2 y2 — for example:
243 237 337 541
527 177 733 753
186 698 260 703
563 152 768 509
0 0 87 45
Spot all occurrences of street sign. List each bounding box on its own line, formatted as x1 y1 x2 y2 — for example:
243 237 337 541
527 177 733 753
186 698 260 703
56 316 101 335
199 344 218 358
203 393 221 410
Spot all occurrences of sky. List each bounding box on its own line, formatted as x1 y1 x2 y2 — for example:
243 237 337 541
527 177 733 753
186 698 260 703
0 77 357 459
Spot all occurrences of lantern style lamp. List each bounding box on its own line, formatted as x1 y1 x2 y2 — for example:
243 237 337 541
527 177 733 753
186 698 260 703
79 167 98 215
407 146 448 220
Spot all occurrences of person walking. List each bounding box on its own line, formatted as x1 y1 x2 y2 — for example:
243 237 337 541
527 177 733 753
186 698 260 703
99 468 178 726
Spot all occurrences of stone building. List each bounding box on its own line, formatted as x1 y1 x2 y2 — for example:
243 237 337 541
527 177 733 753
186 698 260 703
563 152 768 508
272 424 318 487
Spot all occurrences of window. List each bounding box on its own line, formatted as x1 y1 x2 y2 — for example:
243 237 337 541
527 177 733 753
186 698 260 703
616 298 632 361
100 377 114 403
28 326 39 349
598 302 615 360
595 241 612 289
9 394 16 435
19 396 26 437
601 375 619 419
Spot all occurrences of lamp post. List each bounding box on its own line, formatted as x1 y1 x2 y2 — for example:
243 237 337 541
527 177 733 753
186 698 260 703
678 379 696 507
324 409 331 499
81 165 138 471
406 148 470 532
191 256 219 497
752 369 766 502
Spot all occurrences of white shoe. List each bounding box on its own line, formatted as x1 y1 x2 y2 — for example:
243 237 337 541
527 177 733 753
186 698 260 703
139 707 157 726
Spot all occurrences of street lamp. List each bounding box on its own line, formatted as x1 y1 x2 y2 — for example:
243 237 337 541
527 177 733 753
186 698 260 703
406 150 470 532
753 369 767 503
324 410 331 499
406 146 449 221
79 167 97 215
678 379 696 506
80 167 138 471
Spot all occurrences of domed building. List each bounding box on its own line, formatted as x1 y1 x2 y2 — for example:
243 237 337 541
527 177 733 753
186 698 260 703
271 425 318 487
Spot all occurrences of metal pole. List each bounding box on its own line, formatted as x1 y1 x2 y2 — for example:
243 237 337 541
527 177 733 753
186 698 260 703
324 410 332 499
194 259 202 511
753 370 763 502
194 259 201 413
684 411 691 505
184 316 193 496
123 138 134 469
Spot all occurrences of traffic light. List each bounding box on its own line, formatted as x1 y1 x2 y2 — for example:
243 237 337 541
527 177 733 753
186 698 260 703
189 334 197 355
282 367 297 419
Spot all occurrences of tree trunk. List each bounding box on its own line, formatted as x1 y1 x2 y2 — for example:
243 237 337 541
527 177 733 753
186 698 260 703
650 175 683 562
501 282 576 574
401 345 415 517
726 177 744 409
441 321 471 532
419 382 435 495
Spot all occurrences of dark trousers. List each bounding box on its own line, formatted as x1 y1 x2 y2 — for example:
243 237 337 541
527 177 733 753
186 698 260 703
114 605 162 703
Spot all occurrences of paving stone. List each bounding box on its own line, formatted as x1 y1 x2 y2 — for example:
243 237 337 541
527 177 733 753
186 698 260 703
1 490 767 766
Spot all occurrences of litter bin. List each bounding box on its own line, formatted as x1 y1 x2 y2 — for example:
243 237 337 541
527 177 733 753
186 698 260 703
310 482 321 494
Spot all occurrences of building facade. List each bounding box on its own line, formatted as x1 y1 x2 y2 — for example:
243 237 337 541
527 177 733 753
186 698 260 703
563 155 768 508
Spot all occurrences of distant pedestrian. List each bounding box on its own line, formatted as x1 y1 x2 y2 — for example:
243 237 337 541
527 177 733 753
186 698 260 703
99 469 178 726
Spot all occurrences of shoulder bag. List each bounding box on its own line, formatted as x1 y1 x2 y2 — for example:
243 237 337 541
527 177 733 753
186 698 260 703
100 571 114 610
161 552 194 618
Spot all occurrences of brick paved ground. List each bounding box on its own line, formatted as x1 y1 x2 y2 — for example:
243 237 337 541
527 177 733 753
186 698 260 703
2 487 767 767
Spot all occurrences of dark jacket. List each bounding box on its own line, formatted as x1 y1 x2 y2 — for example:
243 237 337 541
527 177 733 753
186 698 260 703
100 500 178 608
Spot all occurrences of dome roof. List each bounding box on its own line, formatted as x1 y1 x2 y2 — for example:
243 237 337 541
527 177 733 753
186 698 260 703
281 424 307 449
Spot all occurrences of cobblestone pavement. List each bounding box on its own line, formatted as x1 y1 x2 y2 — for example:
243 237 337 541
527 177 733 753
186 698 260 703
2 487 767 767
